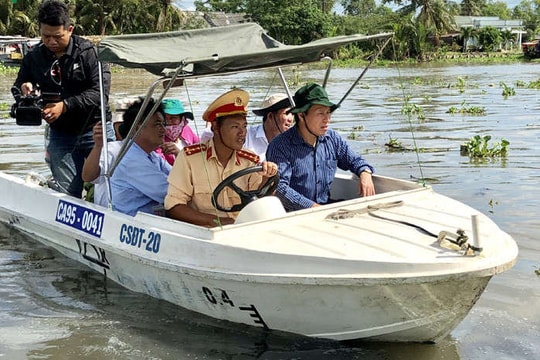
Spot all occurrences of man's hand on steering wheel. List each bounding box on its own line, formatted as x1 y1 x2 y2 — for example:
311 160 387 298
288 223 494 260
260 161 279 178
211 163 279 213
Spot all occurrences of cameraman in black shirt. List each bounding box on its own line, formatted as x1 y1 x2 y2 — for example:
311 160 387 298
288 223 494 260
13 0 114 198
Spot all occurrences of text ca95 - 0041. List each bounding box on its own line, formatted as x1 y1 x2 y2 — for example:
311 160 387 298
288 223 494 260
55 199 104 237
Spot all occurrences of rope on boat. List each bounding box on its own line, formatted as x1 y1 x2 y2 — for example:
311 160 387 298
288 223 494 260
367 201 439 237
326 200 482 256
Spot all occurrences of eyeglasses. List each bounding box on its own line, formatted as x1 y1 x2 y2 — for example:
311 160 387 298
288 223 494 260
145 120 166 128
50 60 61 86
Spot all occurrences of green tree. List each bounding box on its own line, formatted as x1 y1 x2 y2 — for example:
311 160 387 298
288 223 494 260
389 0 457 35
512 0 540 40
416 0 457 34
0 0 11 34
1 0 189 36
8 10 38 37
317 0 338 13
150 0 187 32
340 0 377 16
336 3 396 34
477 25 502 51
1 0 40 36
460 25 478 51
500 28 514 50
411 17 432 59
460 0 486 16
483 0 511 19
207 0 330 44
194 0 246 12
331 4 397 59
195 0 342 44
391 16 422 60
74 0 120 35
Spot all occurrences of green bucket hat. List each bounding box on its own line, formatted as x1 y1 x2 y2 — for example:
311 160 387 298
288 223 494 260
290 83 339 114
162 98 194 120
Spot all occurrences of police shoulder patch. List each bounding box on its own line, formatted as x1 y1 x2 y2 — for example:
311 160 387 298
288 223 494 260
237 149 260 164
184 143 206 156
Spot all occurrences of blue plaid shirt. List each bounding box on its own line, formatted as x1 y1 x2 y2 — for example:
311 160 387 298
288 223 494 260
266 126 373 211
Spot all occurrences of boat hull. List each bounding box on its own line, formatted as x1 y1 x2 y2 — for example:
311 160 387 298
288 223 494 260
0 216 492 343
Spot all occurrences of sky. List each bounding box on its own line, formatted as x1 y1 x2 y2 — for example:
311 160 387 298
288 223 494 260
172 0 195 11
173 0 524 13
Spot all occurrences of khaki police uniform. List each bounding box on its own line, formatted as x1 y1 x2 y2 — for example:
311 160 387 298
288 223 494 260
165 139 261 219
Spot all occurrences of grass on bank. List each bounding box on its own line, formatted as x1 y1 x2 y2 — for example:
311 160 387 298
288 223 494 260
333 50 529 67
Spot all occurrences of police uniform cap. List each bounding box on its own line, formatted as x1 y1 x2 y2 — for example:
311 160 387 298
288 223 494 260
202 89 249 122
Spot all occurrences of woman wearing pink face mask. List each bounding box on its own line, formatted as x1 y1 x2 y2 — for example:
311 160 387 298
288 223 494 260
157 99 200 165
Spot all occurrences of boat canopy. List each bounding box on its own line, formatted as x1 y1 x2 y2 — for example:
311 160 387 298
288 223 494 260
97 24 392 183
97 23 392 77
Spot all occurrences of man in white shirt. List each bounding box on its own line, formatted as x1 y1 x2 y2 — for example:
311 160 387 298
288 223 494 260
246 93 293 161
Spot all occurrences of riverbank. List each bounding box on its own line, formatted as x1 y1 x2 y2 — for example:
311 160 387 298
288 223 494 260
334 49 530 68
0 44 533 76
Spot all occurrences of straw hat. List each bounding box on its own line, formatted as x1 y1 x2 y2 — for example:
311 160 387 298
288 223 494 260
252 93 292 117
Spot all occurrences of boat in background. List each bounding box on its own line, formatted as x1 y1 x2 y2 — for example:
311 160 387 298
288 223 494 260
522 38 540 59
0 23 518 343
0 36 39 66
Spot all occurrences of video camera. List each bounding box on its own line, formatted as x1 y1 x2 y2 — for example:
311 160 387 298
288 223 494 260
10 86 61 126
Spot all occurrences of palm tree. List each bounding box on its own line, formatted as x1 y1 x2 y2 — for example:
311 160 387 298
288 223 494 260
397 0 457 36
1 0 40 36
411 18 432 60
460 26 477 52
392 0 457 47
391 16 430 60
477 26 502 52
500 29 514 51
460 0 486 16
73 0 117 35
0 0 10 35
9 10 38 37
391 21 413 60
153 0 186 32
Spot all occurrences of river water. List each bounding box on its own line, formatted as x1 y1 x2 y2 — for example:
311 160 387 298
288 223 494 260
0 63 538 359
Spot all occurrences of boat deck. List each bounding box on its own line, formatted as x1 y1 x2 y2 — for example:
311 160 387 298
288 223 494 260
136 175 517 281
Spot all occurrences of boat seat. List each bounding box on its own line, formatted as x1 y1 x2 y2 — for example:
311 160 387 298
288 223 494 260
235 196 286 224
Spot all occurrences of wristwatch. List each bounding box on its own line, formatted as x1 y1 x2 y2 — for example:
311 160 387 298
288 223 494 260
361 169 372 175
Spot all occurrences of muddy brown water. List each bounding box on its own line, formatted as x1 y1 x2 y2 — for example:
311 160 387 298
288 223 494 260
0 63 538 359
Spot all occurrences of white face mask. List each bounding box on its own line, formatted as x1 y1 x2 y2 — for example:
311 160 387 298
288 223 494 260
164 122 185 141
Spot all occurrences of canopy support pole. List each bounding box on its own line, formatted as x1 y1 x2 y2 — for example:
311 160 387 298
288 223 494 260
277 67 296 108
336 36 392 108
97 60 113 209
321 56 333 88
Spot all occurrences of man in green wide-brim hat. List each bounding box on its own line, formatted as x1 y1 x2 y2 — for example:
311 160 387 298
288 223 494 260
266 82 376 211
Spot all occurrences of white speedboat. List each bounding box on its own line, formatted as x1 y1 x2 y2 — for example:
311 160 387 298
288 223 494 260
0 24 517 343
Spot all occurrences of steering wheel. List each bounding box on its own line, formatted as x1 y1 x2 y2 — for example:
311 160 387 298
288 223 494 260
212 165 279 212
